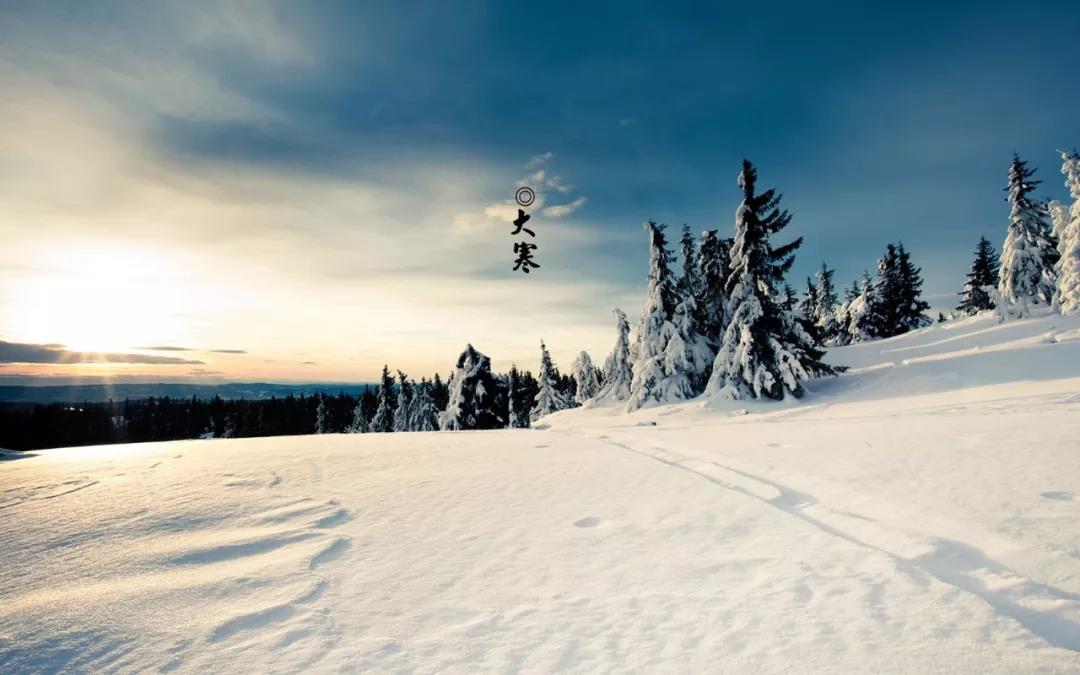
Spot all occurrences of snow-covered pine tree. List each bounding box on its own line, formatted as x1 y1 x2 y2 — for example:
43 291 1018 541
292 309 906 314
957 236 1000 315
830 279 860 345
439 344 505 430
697 229 732 343
506 366 531 428
627 221 681 410
674 228 715 393
315 395 329 434
705 160 839 400
531 340 571 420
1050 200 1071 245
348 396 369 433
409 379 440 432
571 351 600 404
1053 149 1080 314
679 225 702 307
368 365 396 433
846 272 878 343
392 371 413 432
998 154 1059 315
814 263 839 340
596 308 633 402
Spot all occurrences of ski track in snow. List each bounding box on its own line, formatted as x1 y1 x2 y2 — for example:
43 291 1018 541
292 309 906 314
589 433 1080 652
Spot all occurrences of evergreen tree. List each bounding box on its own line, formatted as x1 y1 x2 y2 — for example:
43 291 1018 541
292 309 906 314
780 284 798 312
705 160 839 400
506 366 531 428
314 395 329 434
571 351 600 404
369 365 396 433
895 244 931 333
999 154 1059 315
392 371 413 432
531 340 571 420
409 379 440 432
627 221 680 410
596 308 633 402
957 236 1000 315
798 277 818 325
1053 149 1080 314
439 344 505 430
679 224 702 306
697 229 731 343
348 396 369 433
813 263 839 339
846 272 878 343
426 373 446 411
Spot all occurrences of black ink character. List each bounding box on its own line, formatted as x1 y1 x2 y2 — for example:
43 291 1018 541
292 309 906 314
513 241 540 273
511 209 535 237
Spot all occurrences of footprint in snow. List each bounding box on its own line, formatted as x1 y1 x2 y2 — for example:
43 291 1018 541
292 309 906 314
574 516 604 528
1040 491 1073 501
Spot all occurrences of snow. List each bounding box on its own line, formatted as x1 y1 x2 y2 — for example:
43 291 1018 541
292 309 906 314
3 311 1080 672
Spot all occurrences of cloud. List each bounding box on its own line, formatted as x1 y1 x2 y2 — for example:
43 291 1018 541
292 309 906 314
526 152 553 168
542 196 587 218
300 361 318 365
137 345 248 354
452 152 585 233
619 117 637 127
0 341 204 365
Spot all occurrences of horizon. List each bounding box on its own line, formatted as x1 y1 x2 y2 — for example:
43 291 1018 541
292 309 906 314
2 2 1079 385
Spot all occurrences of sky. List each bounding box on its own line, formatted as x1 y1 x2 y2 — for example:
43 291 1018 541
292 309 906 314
1 1 1078 384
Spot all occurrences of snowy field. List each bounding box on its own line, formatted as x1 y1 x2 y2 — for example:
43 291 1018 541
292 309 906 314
2 310 1079 673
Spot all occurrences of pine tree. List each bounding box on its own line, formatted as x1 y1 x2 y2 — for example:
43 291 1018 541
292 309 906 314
571 351 600 404
314 395 329 434
895 244 931 333
957 236 1000 315
506 366 531 428
847 272 878 343
679 224 702 307
697 230 731 343
348 397 369 433
705 160 839 400
531 341 571 420
392 371 413 432
409 379 440 432
780 284 798 311
798 277 818 325
596 308 633 402
439 344 505 430
369 365 395 433
999 154 1059 315
814 263 839 340
627 221 679 410
1053 149 1080 314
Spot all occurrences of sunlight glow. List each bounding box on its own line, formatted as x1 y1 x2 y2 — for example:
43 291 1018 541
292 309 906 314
4 244 191 352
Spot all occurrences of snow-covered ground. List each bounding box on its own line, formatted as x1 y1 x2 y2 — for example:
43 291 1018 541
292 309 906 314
2 310 1079 673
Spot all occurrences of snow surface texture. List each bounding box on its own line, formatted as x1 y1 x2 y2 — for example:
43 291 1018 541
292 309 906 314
2 310 1080 673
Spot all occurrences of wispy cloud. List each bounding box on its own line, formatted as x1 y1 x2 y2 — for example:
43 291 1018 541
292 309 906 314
543 196 588 218
452 153 586 233
137 345 248 354
0 341 204 365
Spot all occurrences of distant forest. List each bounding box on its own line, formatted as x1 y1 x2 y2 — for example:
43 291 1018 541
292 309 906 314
0 366 580 451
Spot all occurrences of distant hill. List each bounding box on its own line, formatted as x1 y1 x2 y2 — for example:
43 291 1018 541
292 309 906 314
0 382 377 404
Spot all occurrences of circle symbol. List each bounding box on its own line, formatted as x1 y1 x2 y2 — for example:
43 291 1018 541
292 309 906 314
515 186 536 207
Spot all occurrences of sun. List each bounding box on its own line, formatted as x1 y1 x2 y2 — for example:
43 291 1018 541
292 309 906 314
4 243 189 353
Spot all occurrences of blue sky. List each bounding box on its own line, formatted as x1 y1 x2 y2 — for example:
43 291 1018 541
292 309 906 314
1 1 1078 382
